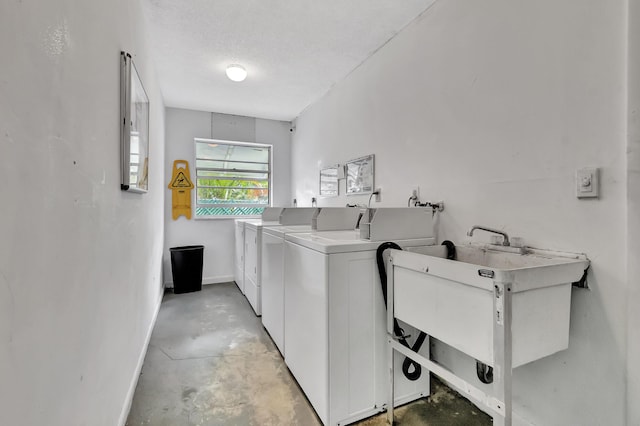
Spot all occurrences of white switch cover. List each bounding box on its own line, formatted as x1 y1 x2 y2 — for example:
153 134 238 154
576 167 599 198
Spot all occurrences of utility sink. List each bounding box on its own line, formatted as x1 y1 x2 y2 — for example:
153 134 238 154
389 244 589 368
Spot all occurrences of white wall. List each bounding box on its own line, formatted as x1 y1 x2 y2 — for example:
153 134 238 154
291 0 629 424
627 1 640 424
0 1 165 425
164 108 291 285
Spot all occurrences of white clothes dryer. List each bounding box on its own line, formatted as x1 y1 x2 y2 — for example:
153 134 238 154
243 208 319 315
261 207 362 354
234 207 283 294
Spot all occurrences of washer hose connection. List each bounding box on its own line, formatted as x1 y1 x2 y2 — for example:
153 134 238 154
377 242 427 381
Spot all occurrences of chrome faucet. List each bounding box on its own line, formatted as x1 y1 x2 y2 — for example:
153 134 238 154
467 225 510 246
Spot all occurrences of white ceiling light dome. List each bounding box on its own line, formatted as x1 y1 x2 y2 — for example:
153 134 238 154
226 64 247 82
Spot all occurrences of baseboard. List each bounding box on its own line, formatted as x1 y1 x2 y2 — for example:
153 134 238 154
164 274 234 288
202 274 234 285
118 291 163 426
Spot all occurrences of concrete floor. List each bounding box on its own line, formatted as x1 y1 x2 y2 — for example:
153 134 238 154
126 283 492 426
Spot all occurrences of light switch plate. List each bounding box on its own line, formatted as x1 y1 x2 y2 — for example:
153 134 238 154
576 167 599 198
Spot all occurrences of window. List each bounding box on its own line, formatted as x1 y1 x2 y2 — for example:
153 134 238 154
194 138 271 217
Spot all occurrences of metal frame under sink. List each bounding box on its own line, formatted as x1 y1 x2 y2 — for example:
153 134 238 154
384 244 589 426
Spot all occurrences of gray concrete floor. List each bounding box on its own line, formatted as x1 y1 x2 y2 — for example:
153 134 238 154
126 282 491 426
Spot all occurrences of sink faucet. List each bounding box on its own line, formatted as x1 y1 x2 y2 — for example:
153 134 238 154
467 225 510 246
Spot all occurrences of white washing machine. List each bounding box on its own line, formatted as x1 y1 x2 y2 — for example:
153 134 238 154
261 208 363 355
283 208 436 426
234 208 283 295
262 224 316 353
244 208 319 316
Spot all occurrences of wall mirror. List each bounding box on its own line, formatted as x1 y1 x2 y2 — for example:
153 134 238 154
120 51 150 193
319 165 340 197
346 154 375 195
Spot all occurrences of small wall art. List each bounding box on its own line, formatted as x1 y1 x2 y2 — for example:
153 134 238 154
319 164 340 197
346 154 375 195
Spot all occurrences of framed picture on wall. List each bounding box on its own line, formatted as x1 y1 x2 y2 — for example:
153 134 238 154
319 165 340 197
120 51 150 193
346 154 374 195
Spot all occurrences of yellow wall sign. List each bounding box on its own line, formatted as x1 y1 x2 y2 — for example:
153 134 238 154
168 160 194 220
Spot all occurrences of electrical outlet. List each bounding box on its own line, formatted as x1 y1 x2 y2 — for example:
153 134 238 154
375 188 382 202
412 186 420 199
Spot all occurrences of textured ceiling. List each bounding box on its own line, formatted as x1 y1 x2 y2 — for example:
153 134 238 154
142 0 436 121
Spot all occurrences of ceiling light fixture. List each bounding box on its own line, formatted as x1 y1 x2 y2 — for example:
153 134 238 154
226 64 247 82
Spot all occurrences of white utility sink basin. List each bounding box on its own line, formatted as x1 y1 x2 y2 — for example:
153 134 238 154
389 244 589 367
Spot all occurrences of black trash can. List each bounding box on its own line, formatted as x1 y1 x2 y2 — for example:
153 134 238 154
170 245 204 294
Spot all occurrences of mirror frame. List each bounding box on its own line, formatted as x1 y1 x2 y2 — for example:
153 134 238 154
120 51 150 193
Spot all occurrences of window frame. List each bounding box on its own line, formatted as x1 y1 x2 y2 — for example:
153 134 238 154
193 138 272 219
